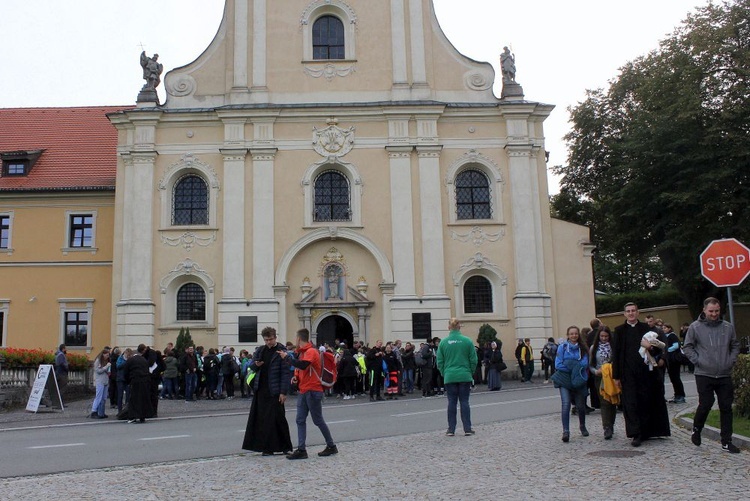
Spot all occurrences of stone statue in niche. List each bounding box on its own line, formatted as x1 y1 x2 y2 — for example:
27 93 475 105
325 265 344 300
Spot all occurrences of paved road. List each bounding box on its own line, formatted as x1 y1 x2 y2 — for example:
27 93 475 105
0 382 564 477
0 377 746 500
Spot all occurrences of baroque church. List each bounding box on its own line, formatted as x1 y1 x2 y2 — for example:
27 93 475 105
0 0 595 356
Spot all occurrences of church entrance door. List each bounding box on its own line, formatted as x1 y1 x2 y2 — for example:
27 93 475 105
316 315 354 348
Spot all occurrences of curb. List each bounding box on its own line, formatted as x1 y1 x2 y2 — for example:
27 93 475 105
674 408 750 451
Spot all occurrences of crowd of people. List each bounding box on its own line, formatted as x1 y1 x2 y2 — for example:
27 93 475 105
548 298 741 454
74 296 741 455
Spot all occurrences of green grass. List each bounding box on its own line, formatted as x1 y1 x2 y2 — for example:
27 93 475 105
683 410 750 438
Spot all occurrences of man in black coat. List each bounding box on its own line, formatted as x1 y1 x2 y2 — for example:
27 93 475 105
366 340 385 401
612 302 671 447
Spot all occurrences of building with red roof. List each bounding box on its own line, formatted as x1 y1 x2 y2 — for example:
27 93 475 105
0 106 128 353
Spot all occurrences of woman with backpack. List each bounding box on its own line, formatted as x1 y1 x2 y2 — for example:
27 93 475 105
553 326 589 442
202 348 220 399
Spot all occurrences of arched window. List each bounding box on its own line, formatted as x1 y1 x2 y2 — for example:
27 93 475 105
176 283 206 321
312 15 345 60
172 175 208 226
463 276 493 314
455 169 491 220
314 171 350 222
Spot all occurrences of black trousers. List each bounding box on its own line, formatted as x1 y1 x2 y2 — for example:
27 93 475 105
667 360 685 398
369 370 383 397
694 375 734 443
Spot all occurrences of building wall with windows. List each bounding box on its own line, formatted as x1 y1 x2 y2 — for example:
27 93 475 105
0 107 123 354
109 0 595 356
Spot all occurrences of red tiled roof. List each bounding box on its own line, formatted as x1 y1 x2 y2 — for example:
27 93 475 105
0 106 131 191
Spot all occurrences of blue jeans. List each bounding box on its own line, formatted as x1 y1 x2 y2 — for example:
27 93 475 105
445 382 472 433
403 369 414 392
296 391 335 450
161 377 178 398
92 383 107 416
559 386 587 432
185 373 197 401
116 380 129 412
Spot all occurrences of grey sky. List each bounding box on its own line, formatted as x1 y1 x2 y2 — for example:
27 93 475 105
0 0 709 192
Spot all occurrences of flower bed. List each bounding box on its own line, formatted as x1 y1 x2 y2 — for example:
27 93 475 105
0 347 90 371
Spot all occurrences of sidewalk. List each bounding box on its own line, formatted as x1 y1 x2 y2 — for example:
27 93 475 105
0 387 747 499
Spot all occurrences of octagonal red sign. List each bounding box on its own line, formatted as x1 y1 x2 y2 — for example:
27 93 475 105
700 238 750 287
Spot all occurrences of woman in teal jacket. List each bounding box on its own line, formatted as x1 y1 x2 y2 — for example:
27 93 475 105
554 326 589 442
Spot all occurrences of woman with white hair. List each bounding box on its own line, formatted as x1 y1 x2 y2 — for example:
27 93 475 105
486 341 504 391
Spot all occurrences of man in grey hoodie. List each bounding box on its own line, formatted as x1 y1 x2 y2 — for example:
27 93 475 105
683 297 741 453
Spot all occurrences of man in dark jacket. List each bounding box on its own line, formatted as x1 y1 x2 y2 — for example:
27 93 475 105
54 344 69 387
683 297 741 453
419 342 434 397
366 340 385 401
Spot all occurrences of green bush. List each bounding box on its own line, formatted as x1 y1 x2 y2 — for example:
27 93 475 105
174 327 194 357
733 354 750 418
595 289 685 315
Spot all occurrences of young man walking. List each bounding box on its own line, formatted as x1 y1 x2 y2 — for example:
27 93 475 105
683 297 741 453
437 318 478 437
280 328 338 459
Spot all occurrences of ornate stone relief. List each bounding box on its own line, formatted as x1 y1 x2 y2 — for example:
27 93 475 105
159 258 215 293
451 226 505 247
303 63 357 81
464 70 493 91
160 231 217 251
317 247 348 301
313 119 355 158
158 153 220 190
166 74 197 97
300 0 358 27
452 253 508 286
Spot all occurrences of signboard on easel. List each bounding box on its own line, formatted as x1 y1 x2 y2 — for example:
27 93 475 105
26 364 64 413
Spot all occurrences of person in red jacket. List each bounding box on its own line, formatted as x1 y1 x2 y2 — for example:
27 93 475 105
279 328 338 460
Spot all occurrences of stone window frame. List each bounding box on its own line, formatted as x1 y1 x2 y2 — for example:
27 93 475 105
159 259 215 329
58 298 95 352
301 0 357 62
446 151 504 225
302 159 363 228
0 299 9 347
172 174 210 226
158 154 220 231
0 211 14 254
463 275 494 314
62 210 98 255
455 169 493 221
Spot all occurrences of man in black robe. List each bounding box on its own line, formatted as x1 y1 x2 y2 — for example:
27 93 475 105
612 302 671 447
242 327 292 455
122 344 154 423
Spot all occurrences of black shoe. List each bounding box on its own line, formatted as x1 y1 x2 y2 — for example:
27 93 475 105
90 412 98 419
562 432 569 443
571 406 578 415
98 414 109 419
287 449 308 460
691 428 701 446
604 427 613 440
580 427 589 437
465 430 476 436
585 406 595 414
376 396 385 401
631 436 642 447
370 396 375 402
318 445 338 457
722 442 740 453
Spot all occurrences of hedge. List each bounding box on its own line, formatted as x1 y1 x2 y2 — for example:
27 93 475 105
596 289 685 315
734 354 750 418
0 348 90 371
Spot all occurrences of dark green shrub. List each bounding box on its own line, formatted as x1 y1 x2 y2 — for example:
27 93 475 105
596 289 685 315
477 324 499 348
733 354 750 418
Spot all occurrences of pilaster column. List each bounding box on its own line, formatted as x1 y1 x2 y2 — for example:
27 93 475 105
251 148 277 299
408 0 427 85
251 0 269 102
220 147 248 300
390 0 409 99
232 0 249 90
417 145 446 295
387 146 416 296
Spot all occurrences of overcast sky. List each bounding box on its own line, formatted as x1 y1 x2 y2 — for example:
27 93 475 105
0 0 709 193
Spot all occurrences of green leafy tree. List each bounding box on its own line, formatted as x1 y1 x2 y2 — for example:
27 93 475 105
477 324 499 347
553 0 750 316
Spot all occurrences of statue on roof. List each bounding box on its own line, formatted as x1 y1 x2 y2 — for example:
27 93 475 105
140 51 164 90
500 46 516 84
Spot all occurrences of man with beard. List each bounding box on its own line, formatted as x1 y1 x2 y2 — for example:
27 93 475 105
612 303 670 447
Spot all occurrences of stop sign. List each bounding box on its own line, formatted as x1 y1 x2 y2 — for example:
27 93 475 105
700 238 750 287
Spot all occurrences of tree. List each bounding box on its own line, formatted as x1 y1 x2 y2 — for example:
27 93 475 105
477 324 499 347
174 327 194 357
554 0 750 316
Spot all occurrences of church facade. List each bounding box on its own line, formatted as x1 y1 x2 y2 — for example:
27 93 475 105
108 0 595 353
